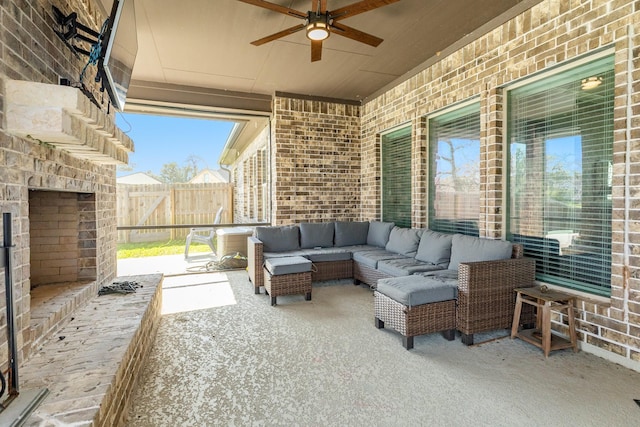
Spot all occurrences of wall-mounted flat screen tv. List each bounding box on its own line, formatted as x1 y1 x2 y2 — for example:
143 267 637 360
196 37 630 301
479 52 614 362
99 0 138 111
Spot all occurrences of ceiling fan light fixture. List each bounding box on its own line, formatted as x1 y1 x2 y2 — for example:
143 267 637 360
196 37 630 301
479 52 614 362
306 21 329 41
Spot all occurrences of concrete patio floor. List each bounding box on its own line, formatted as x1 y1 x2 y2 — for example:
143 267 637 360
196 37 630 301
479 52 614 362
117 252 221 277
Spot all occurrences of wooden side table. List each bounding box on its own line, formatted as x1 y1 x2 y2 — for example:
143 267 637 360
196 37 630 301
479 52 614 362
511 286 578 357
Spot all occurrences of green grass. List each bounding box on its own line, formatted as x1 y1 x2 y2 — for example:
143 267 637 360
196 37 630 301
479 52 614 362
117 239 213 259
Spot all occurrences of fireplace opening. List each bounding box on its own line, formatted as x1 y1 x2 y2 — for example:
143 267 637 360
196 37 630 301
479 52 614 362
28 190 97 349
29 191 97 286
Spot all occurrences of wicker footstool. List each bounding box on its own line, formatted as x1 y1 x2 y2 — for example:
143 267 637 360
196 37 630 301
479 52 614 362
264 256 312 306
374 276 457 350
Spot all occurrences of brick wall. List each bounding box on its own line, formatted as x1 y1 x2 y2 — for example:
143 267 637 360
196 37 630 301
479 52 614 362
271 94 361 225
360 0 640 366
0 0 117 366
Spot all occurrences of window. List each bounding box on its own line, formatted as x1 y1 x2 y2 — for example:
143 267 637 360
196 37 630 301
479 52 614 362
381 126 412 227
507 54 614 296
428 102 480 236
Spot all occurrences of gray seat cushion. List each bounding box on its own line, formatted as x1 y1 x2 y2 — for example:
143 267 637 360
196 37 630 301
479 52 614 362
255 225 300 252
448 234 513 271
301 248 352 262
377 258 446 277
377 275 457 307
337 244 378 253
264 255 312 276
366 221 395 248
300 222 334 249
352 248 406 269
334 221 369 246
385 226 422 256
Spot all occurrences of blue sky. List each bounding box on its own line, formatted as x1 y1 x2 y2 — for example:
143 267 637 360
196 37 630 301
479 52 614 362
115 113 235 177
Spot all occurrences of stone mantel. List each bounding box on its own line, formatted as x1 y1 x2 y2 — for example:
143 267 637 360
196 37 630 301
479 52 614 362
2 79 134 164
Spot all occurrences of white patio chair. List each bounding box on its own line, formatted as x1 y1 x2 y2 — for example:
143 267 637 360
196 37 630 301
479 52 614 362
184 207 223 258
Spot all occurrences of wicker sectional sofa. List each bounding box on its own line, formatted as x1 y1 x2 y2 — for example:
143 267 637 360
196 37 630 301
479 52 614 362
247 221 535 345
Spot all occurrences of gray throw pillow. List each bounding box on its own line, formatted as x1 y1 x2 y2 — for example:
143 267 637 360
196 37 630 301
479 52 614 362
448 234 513 271
300 222 334 248
367 221 395 247
415 230 453 265
255 225 300 252
334 221 369 246
385 226 422 256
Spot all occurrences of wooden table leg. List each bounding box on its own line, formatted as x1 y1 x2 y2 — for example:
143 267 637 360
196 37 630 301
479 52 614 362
567 301 578 352
511 292 523 338
541 301 552 358
535 298 543 331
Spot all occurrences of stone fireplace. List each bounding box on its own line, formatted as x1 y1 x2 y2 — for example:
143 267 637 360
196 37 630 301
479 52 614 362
0 78 133 371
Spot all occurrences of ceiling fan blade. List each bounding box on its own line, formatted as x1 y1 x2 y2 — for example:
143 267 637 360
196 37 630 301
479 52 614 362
251 24 306 46
330 0 400 21
311 40 322 62
238 0 307 19
330 22 383 47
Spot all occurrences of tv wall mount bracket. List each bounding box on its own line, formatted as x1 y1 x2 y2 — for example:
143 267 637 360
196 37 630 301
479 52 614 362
52 6 102 59
51 6 111 110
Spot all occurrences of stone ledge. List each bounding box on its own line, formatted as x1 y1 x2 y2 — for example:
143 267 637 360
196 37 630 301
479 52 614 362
19 274 163 427
2 79 133 165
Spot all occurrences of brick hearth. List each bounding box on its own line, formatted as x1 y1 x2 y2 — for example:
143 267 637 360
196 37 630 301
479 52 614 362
16 274 162 427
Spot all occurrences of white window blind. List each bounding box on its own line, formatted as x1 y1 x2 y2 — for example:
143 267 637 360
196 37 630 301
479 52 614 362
428 103 480 236
507 54 614 296
381 126 412 228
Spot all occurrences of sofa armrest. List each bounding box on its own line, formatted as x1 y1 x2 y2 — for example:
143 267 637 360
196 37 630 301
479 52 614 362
456 257 536 336
457 257 535 293
247 236 264 293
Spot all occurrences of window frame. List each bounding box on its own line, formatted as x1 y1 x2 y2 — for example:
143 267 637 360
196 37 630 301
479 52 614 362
504 50 615 297
426 99 481 236
380 124 412 228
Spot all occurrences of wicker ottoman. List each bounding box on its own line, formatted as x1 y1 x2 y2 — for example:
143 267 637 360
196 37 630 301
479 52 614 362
264 256 312 306
374 276 457 350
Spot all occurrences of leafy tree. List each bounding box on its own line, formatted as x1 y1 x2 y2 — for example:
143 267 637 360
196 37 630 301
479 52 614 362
156 160 199 183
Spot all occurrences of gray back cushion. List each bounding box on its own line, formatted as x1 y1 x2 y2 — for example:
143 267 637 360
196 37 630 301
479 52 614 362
448 234 513 271
367 221 395 248
385 226 422 256
415 230 453 265
300 222 334 248
255 225 300 252
334 221 369 246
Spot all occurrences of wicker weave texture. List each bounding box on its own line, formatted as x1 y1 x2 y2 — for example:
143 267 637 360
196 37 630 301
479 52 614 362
264 270 312 297
354 262 392 288
312 260 353 282
374 291 456 337
456 256 536 335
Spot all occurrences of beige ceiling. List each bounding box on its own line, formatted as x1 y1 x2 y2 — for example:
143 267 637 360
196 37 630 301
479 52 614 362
96 0 541 162
115 0 542 108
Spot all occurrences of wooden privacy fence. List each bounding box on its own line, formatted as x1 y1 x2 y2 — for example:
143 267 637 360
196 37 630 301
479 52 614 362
116 182 234 243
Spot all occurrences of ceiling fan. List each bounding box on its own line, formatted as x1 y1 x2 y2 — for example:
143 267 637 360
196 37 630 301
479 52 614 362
239 0 400 62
